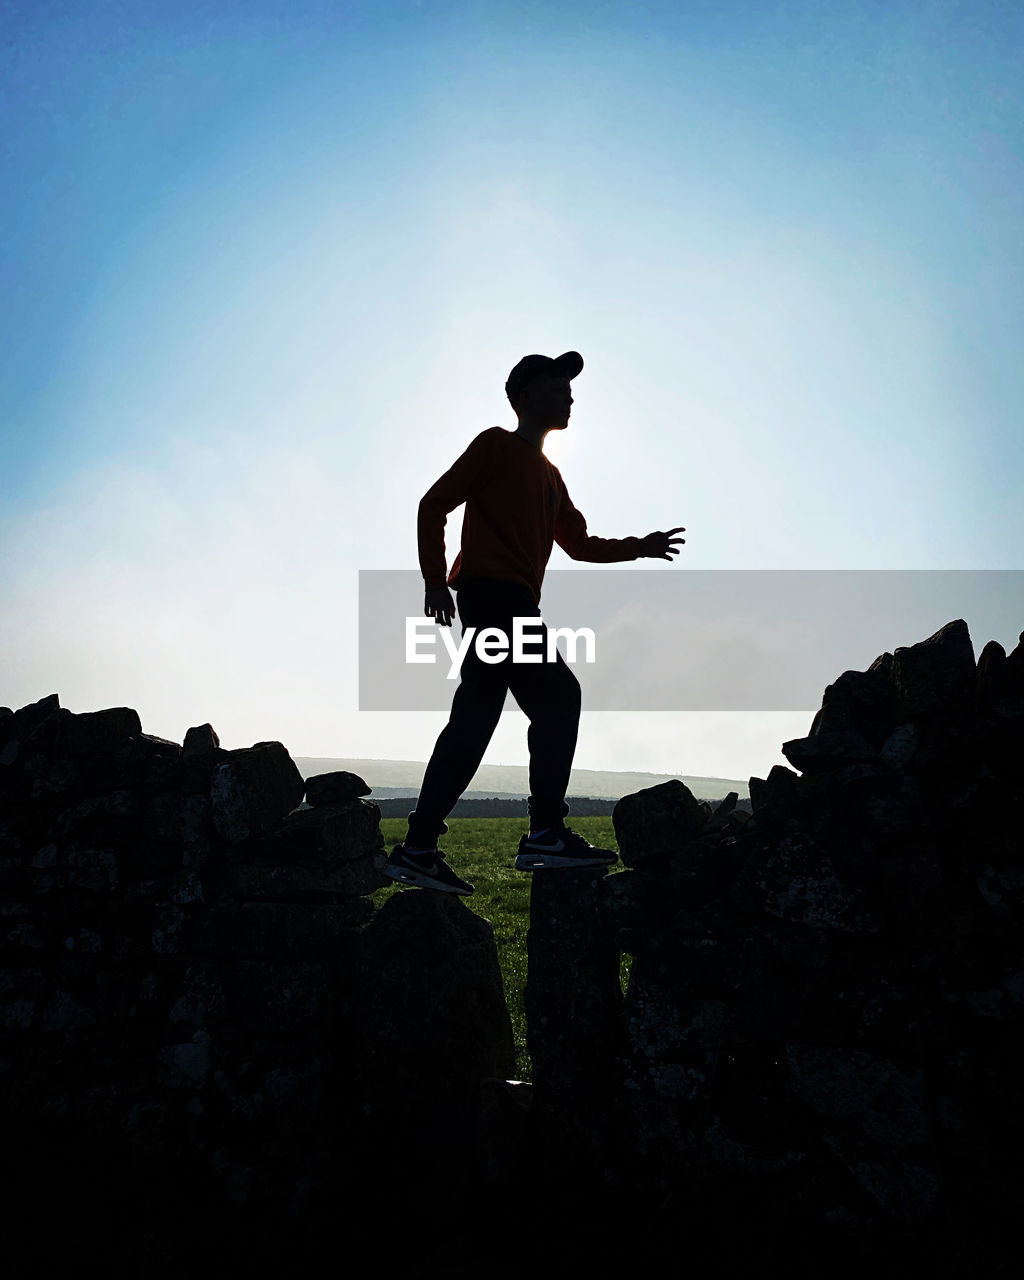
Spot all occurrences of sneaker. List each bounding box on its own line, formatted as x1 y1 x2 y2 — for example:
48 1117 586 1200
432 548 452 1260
384 844 474 896
514 825 619 872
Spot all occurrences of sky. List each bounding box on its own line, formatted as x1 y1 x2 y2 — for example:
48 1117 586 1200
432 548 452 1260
2 0 1022 784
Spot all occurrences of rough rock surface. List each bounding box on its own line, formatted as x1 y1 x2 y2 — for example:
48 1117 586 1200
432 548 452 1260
521 617 1024 1270
304 769 372 806
2 616 1022 1274
209 740 306 843
611 777 708 865
0 696 512 1272
353 888 515 1091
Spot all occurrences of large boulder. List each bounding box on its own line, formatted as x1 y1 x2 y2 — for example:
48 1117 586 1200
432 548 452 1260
978 636 1024 718
304 771 371 806
58 707 143 757
526 869 623 1102
11 692 61 739
781 729 875 774
340 890 516 1199
892 618 976 718
182 723 220 758
808 658 900 749
612 779 706 865
748 763 800 811
210 742 305 844
350 890 515 1093
241 798 384 869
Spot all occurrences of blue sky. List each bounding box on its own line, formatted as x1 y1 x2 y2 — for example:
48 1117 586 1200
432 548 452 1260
2 0 1022 781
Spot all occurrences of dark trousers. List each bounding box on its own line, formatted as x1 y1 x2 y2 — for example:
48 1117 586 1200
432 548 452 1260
406 579 581 847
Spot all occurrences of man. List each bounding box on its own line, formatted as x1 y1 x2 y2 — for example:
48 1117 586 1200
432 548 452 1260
384 350 685 895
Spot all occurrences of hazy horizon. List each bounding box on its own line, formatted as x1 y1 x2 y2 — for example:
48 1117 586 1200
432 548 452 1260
290 753 750 800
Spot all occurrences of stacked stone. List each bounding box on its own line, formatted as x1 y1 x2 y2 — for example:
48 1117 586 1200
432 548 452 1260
526 619 1024 1267
5 616 1022 1268
0 695 203 1161
0 695 390 1254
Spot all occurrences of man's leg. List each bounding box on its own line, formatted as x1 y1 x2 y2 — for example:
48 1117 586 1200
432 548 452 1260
508 617 618 871
404 581 517 849
507 646 581 833
404 668 507 848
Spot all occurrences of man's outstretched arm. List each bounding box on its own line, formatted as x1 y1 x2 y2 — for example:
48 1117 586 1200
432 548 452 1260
555 484 685 563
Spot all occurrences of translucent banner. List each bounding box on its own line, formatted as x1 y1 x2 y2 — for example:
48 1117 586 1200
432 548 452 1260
358 569 1023 711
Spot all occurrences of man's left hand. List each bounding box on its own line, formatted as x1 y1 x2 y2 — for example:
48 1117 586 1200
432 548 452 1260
638 527 686 560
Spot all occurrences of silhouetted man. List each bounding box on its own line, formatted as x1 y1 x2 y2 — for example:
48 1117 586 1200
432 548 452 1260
385 350 685 895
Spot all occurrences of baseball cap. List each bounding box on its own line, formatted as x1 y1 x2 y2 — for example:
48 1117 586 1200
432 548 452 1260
505 351 584 409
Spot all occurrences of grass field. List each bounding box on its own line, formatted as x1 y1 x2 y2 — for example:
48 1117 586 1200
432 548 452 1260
375 815 621 1080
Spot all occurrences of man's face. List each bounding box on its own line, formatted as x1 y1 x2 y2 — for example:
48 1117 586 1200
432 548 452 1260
520 375 573 429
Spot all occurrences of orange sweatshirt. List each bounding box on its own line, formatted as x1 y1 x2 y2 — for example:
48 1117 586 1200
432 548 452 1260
418 427 643 605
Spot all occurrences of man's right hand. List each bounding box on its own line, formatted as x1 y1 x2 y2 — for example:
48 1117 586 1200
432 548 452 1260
424 586 456 627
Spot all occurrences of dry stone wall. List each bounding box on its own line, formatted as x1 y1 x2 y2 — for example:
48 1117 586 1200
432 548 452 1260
0 698 513 1271
2 615 1022 1275
525 619 1024 1272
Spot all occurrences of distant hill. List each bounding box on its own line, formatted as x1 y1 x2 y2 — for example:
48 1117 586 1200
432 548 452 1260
292 756 749 802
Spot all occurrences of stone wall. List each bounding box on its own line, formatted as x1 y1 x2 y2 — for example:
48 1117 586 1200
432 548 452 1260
2 616 1022 1274
526 618 1024 1271
0 700 514 1272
